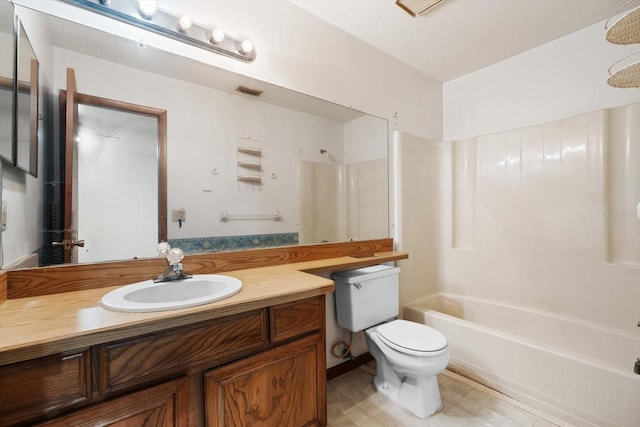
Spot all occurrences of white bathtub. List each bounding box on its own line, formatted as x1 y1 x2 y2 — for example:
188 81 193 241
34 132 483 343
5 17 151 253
403 294 640 427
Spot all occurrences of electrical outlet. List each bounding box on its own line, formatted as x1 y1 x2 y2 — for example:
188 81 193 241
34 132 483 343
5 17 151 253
172 209 186 222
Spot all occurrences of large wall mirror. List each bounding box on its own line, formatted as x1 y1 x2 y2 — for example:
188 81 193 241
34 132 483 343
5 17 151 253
3 5 389 268
0 0 15 163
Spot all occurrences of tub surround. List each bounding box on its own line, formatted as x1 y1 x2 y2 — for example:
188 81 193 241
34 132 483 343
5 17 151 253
405 293 640 427
0 238 406 425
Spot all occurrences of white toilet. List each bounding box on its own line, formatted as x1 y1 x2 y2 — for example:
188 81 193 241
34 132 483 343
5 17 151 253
332 265 450 418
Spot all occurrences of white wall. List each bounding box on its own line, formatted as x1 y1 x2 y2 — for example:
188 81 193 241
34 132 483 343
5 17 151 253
17 0 443 143
344 114 388 164
444 21 640 141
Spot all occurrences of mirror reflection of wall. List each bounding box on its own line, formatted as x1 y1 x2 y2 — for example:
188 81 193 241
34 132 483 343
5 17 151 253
1 7 390 268
74 101 164 264
0 6 47 270
0 0 15 163
61 47 387 258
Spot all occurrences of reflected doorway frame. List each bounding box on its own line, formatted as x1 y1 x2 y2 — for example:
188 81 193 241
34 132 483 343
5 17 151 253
59 85 167 263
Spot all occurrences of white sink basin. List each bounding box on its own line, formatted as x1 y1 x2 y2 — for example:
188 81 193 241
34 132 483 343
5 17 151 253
101 274 243 312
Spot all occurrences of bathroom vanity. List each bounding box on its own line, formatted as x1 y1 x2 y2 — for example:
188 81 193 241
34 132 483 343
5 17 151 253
0 238 407 426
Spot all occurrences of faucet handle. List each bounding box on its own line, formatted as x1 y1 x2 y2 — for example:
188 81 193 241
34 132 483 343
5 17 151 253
157 241 171 257
167 247 184 265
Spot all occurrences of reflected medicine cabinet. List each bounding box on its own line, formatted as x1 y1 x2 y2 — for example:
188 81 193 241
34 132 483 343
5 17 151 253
15 18 39 177
0 3 39 176
0 0 15 164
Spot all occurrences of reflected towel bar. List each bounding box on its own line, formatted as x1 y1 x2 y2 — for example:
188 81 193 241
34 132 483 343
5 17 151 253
219 211 281 222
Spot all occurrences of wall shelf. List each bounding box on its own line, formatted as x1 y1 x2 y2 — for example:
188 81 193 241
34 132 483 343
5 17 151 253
237 161 262 170
237 147 262 156
237 137 262 184
237 175 262 184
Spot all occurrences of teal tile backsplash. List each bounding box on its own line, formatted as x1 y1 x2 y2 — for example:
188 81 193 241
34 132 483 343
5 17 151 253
169 233 298 254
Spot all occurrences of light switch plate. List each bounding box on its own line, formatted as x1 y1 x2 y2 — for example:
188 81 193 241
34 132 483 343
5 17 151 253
172 209 186 222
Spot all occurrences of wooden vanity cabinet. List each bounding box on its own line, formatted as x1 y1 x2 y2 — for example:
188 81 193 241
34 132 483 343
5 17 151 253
205 333 325 426
0 295 327 426
97 309 268 394
206 297 326 426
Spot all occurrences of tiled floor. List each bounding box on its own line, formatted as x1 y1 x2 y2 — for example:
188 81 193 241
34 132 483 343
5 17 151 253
327 364 568 427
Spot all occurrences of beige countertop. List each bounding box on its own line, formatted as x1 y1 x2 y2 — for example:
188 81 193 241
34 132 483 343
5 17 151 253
0 253 405 366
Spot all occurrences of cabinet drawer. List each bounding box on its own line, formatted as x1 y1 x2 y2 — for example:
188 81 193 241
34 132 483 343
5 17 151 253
98 309 267 393
37 377 189 427
270 296 324 342
0 349 91 426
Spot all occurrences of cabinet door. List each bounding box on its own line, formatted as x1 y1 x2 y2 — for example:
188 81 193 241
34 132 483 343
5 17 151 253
38 377 188 427
205 333 325 427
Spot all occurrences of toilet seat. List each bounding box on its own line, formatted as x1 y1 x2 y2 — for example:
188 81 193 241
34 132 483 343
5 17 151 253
376 319 447 357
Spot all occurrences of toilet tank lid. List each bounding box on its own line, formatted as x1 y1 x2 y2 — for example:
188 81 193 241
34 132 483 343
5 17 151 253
377 319 448 353
331 265 400 284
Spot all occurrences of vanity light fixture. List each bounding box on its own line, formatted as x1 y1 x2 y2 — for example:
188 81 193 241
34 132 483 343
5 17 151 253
62 0 257 62
209 27 225 45
137 0 156 20
238 39 254 55
176 15 193 33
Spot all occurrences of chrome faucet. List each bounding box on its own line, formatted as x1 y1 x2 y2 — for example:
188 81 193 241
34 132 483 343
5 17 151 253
153 242 193 283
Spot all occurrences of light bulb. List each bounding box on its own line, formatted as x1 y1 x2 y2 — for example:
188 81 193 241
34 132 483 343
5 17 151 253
177 15 192 32
239 39 254 55
138 0 157 19
209 28 225 45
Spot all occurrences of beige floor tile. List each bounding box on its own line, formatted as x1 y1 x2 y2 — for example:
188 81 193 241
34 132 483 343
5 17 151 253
483 397 515 417
502 407 539 427
327 366 563 427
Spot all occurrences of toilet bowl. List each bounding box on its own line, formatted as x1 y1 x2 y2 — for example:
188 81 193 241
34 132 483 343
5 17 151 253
365 319 450 418
332 265 450 419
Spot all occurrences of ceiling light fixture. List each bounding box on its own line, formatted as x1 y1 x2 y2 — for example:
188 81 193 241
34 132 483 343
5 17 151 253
62 0 257 62
607 51 640 88
396 0 446 17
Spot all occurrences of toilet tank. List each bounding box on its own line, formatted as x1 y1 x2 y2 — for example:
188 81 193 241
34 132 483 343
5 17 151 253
332 264 400 332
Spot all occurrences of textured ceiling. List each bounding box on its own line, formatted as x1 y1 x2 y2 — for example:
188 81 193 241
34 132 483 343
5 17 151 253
290 0 623 82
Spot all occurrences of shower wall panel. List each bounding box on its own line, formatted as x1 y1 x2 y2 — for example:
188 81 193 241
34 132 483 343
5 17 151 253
605 103 640 266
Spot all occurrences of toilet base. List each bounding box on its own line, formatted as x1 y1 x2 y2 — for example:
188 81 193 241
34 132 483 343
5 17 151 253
363 322 450 419
372 371 443 418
